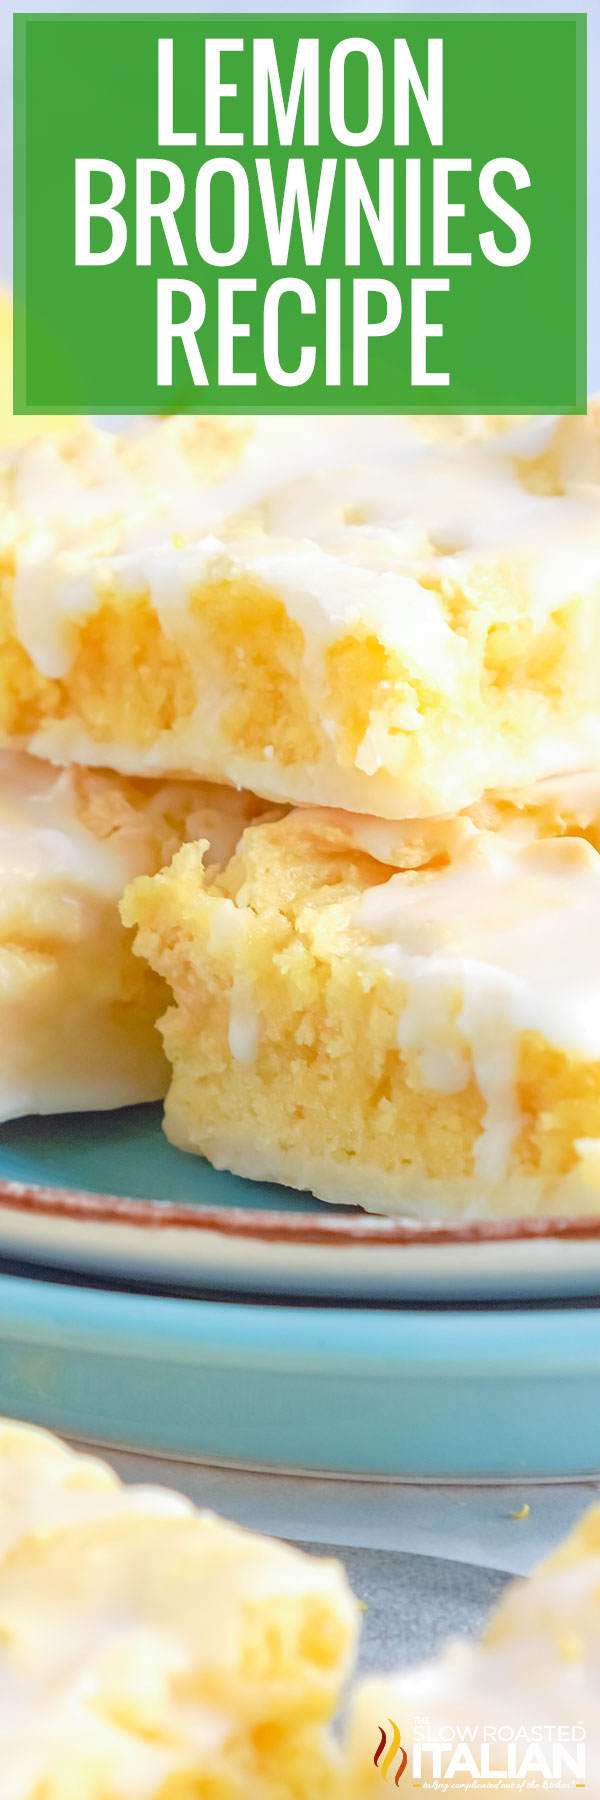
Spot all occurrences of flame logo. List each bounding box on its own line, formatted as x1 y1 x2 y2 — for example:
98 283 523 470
374 1719 408 1784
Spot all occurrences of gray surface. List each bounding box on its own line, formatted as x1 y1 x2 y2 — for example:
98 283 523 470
295 1541 510 1674
97 1441 600 1576
84 1443 526 1669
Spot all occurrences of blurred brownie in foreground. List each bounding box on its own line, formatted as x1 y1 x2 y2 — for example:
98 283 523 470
0 1418 356 1798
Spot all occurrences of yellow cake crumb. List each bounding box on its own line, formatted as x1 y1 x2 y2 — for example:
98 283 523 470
123 776 600 1220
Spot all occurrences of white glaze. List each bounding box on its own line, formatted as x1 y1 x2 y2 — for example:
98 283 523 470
356 832 600 1180
206 896 261 1064
0 751 142 898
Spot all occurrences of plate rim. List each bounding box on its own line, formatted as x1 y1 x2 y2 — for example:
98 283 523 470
1 1174 600 1249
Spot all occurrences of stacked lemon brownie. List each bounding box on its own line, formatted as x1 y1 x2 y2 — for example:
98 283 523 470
0 1416 597 1796
3 393 600 1219
122 777 600 1219
347 1501 600 1797
2 408 599 812
0 348 277 1119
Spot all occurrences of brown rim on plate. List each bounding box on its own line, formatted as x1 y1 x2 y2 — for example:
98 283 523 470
0 1176 600 1246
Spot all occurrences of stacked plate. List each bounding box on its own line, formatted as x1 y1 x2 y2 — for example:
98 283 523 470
0 1104 598 1483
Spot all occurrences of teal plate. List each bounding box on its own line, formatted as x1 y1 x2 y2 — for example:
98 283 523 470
0 1108 599 1476
0 1106 331 1213
0 1270 599 1477
0 1105 600 1302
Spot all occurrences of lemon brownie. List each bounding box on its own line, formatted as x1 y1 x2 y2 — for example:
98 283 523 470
1 409 599 816
123 774 600 1221
0 749 269 1120
0 1418 356 1799
346 1508 600 1796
